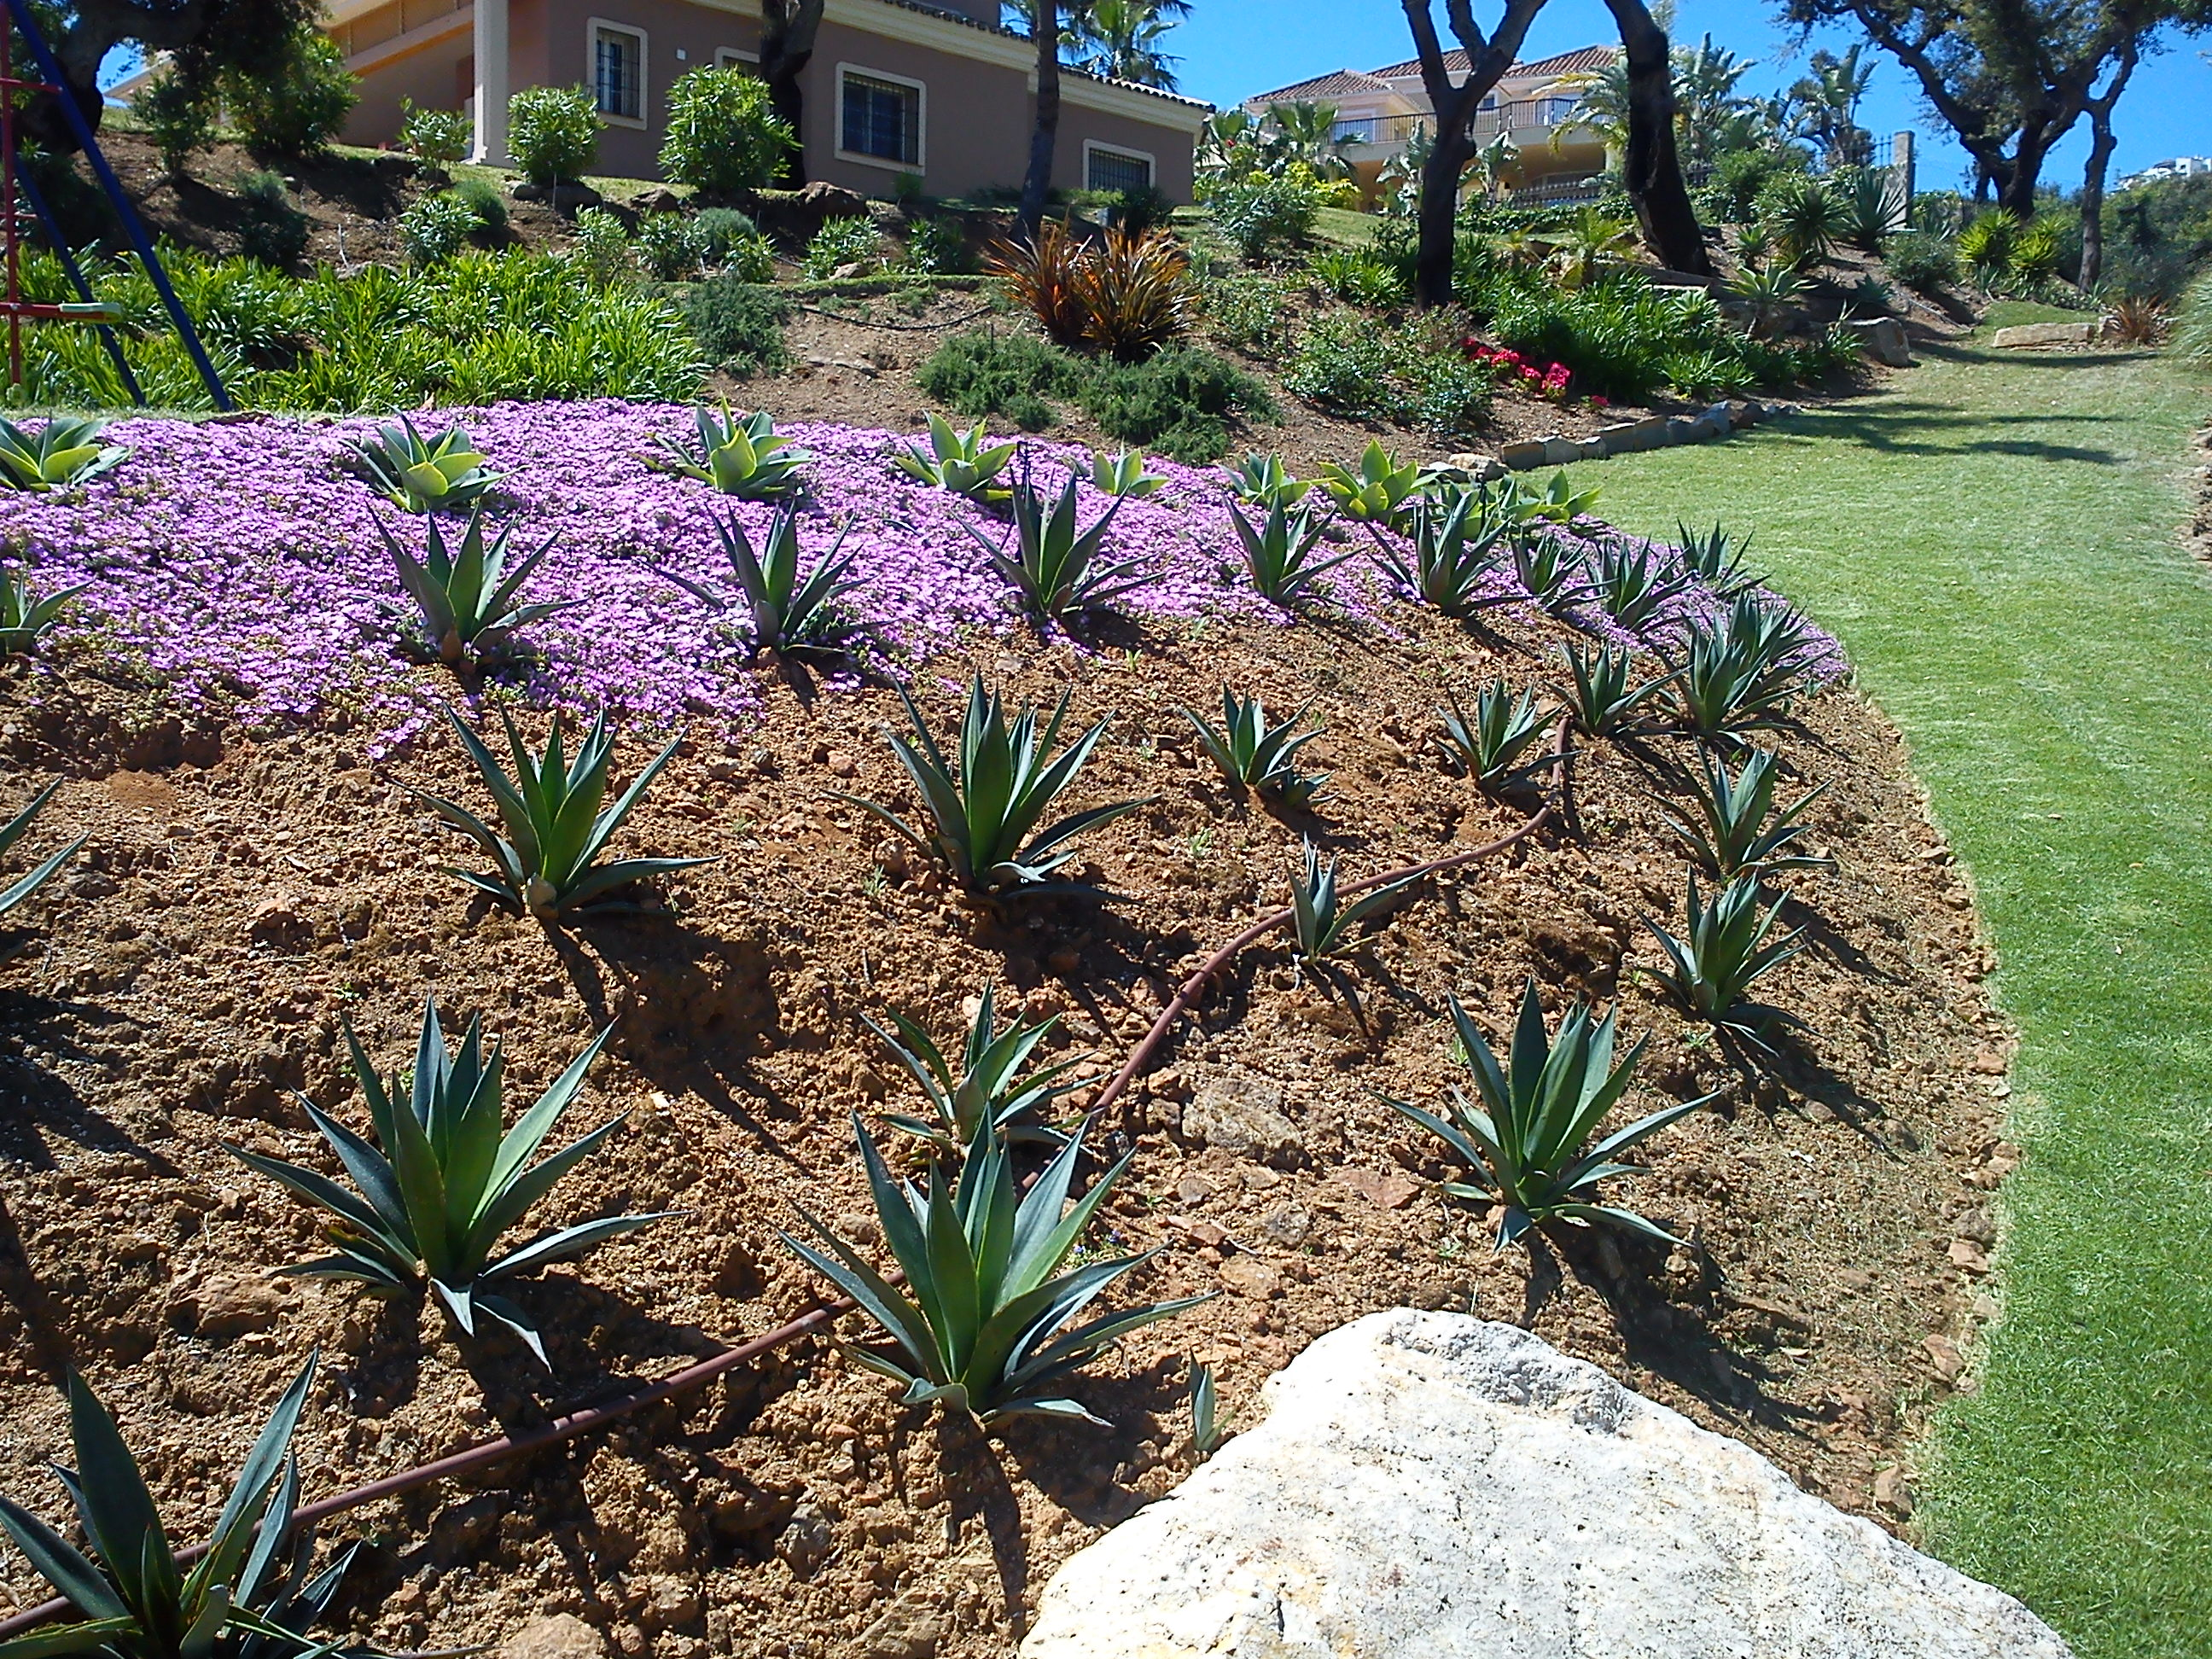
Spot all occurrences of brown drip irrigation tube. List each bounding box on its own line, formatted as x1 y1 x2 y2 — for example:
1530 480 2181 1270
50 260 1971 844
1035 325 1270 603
0 727 1567 1640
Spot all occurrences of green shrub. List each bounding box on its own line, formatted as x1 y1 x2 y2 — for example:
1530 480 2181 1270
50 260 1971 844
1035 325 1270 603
1091 183 1175 236
131 67 216 178
660 65 793 193
693 207 768 273
1201 271 1296 357
401 192 480 266
1402 346 1496 437
568 205 635 283
1211 175 1321 262
1309 245 1406 308
1703 148 1804 225
236 171 310 269
399 99 472 167
917 330 1085 425
225 28 358 156
1080 346 1275 463
453 174 508 233
686 274 790 375
2174 270 2212 370
508 85 602 187
1284 311 1398 418
899 216 967 274
637 212 707 281
804 217 886 278
2009 215 2065 282
1956 208 2017 280
1886 229 1958 293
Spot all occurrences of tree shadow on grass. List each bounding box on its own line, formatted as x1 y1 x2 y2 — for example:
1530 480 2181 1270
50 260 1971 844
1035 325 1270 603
1784 388 2130 466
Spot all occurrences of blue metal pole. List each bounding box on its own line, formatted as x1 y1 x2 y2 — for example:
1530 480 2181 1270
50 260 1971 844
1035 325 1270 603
9 156 145 406
1 0 231 410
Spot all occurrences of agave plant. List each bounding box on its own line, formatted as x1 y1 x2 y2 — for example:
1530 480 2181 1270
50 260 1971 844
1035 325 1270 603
1289 839 1417 962
1179 687 1328 806
1222 451 1309 511
1641 872 1807 1044
1435 682 1551 789
845 677 1151 894
352 417 502 513
1551 641 1672 737
377 508 571 667
863 984 1082 1151
1090 447 1167 498
1500 469 1601 527
1672 521 1762 598
0 1356 361 1659
1662 748 1834 880
781 1115 1208 1423
655 405 815 499
1 562 87 655
1581 536 1696 634
1669 608 1812 742
1762 174 1844 269
964 469 1147 624
1368 488 1511 617
1726 260 1807 339
228 999 666 1361
1314 439 1430 526
893 412 1018 504
655 503 861 656
0 416 128 492
1382 980 1703 1248
412 707 712 918
1510 530 1594 617
1228 499 1352 609
1840 166 1909 254
0 782 84 940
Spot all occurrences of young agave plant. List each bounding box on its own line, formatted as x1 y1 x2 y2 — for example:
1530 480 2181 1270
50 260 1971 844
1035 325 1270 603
781 1115 1209 1424
1179 687 1328 807
352 417 503 513
1670 602 1813 742
0 783 85 946
1314 439 1431 526
1551 641 1673 737
1498 469 1600 527
1435 682 1551 790
863 984 1083 1151
0 1357 361 1659
1222 451 1309 511
1582 536 1696 634
1090 447 1168 498
892 412 1018 504
656 405 817 499
965 469 1147 624
655 504 862 656
0 562 88 655
378 508 573 667
1228 499 1352 610
1673 521 1763 598
1289 839 1417 962
1382 980 1703 1249
1369 488 1511 616
1662 748 1834 880
228 999 667 1362
1510 529 1594 616
1642 872 1807 1045
0 415 129 492
846 677 1152 894
413 706 713 918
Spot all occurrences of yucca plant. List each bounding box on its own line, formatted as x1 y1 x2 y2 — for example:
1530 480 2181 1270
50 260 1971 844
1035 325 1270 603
0 1356 362 1659
0 783 85 943
1288 839 1417 962
1382 980 1702 1249
893 412 1017 504
1582 536 1695 633
1662 747 1834 881
1673 520 1762 598
377 508 571 667
863 984 1082 1151
1641 872 1807 1043
655 405 815 499
0 415 129 492
964 468 1147 624
1315 439 1430 526
1551 641 1672 737
412 707 711 918
1179 687 1327 806
1368 488 1511 616
1222 451 1309 511
1090 446 1168 498
1763 174 1844 269
781 1115 1208 1423
228 999 666 1361
845 677 1151 894
1435 682 1551 789
1955 208 2018 281
655 503 861 656
1840 166 1909 254
1510 530 1593 617
1228 499 1352 609
352 417 502 513
1 562 88 655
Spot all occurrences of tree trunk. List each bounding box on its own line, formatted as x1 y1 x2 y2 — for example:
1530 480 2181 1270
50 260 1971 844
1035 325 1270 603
2075 47 2136 292
1412 109 1473 307
1599 0 1710 277
1995 114 2058 217
1019 3 1061 238
758 0 827 186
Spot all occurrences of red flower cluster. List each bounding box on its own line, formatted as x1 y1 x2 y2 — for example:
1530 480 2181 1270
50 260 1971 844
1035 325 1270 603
1460 338 1574 402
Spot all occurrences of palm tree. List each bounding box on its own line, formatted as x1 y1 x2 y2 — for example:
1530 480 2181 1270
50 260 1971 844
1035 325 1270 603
1265 100 1355 182
1470 131 1518 201
1785 44 1875 169
1556 62 1631 152
1070 0 1184 90
1670 34 1759 168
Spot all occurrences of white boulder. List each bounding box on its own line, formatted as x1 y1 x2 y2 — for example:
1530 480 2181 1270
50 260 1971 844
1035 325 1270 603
1021 1312 2069 1659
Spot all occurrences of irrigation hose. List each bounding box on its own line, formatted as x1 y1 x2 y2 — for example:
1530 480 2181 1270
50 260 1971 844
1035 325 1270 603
0 725 1569 1639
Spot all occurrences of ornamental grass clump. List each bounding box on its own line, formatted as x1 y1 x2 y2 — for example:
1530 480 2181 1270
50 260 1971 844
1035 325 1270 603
847 677 1152 895
378 507 572 667
1222 451 1309 510
1382 980 1703 1249
0 783 84 940
352 417 502 513
413 707 712 919
1435 682 1550 790
1227 498 1350 609
1314 439 1429 526
1289 839 1417 963
1642 872 1807 1045
781 1115 1208 1424
1180 688 1328 807
0 1356 360 1659
1 562 86 655
1368 488 1510 617
864 984 1082 1152
227 999 667 1361
965 468 1148 624
656 405 816 499
1551 641 1671 737
893 412 1017 504
1582 536 1696 634
0 415 128 492
1662 748 1833 880
655 503 861 657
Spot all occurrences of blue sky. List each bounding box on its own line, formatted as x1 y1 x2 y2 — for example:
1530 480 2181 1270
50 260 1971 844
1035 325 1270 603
1170 0 2212 192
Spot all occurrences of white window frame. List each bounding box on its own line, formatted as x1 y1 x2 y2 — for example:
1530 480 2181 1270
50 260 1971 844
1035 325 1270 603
715 47 758 69
834 62 926 173
587 18 649 129
1081 139 1155 194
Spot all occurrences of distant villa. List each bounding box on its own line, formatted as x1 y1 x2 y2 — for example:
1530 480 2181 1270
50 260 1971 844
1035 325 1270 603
2117 155 2212 189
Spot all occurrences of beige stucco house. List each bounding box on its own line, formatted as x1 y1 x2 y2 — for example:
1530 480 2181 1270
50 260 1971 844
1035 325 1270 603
1245 45 1616 208
322 0 1207 199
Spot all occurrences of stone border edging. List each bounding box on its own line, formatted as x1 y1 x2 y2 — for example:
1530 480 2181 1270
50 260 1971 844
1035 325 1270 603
1441 398 1800 480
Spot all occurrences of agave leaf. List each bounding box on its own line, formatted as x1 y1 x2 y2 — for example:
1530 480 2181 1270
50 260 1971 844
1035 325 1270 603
0 1496 128 1623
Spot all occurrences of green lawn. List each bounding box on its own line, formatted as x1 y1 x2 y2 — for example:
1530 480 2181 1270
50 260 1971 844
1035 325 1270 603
1564 331 2211 1659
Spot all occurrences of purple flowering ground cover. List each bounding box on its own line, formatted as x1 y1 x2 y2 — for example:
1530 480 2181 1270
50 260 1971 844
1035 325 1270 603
0 402 1842 754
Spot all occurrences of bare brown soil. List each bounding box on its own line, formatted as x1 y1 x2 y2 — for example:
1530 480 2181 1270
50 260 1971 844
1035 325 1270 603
0 574 2014 1657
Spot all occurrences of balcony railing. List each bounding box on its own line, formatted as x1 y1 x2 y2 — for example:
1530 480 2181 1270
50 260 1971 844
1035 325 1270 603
1325 98 1594 151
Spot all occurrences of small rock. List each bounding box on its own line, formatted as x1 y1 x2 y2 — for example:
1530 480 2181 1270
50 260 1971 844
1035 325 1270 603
502 1615 606 1659
1261 1203 1313 1249
1497 439 1548 470
1330 1167 1418 1210
1182 1074 1304 1167
859 1592 945 1659
1922 1334 1965 1380
1175 1173 1215 1205
1953 1207 1997 1246
1873 1464 1917 1517
1218 1257 1284 1300
1845 316 1916 366
827 750 857 779
247 894 310 951
1947 1239 1990 1275
1168 1215 1230 1249
1993 320 2093 350
774 1505 835 1575
178 1273 287 1340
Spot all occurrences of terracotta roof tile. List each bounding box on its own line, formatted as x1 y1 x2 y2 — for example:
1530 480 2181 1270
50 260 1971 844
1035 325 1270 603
1362 44 1615 83
1244 67 1395 104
